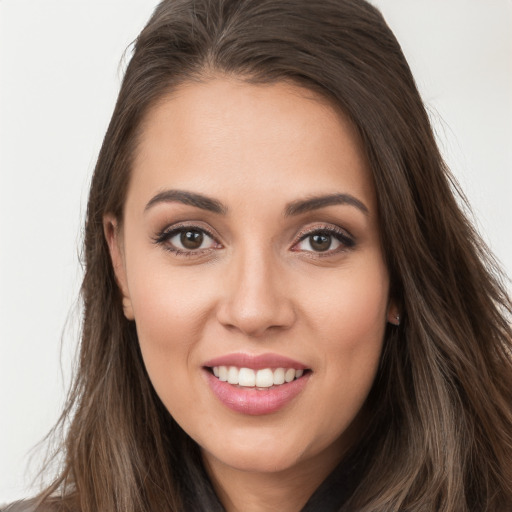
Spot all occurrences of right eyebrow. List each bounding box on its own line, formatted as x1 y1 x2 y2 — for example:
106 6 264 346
284 193 369 217
144 189 228 215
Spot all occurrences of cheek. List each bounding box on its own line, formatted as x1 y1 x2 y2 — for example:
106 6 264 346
303 258 389 405
126 263 218 394
305 260 389 345
129 260 215 342
128 271 217 423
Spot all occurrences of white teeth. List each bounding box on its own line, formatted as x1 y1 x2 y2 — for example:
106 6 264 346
218 366 228 381
285 368 296 383
238 368 256 387
212 366 306 387
256 368 274 388
227 366 239 385
273 368 285 385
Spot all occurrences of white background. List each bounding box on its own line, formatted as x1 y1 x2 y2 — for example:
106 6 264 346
1 0 511 503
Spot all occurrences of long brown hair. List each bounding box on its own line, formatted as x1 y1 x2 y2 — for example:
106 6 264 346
35 0 512 510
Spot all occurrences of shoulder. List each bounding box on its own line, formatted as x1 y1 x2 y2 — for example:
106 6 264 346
1 500 37 512
1 499 66 512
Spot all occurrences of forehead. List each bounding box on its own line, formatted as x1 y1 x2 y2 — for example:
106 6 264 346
128 78 376 214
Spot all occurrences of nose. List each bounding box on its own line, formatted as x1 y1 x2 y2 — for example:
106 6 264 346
216 248 296 338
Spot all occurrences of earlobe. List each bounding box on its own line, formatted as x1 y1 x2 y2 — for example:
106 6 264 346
103 215 135 321
387 303 401 326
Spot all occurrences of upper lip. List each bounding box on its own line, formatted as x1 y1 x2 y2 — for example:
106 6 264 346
203 352 309 370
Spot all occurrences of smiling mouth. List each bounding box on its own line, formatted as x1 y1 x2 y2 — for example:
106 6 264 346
208 366 309 388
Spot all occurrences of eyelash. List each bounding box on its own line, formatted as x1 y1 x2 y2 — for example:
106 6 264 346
152 223 221 257
292 225 355 256
152 223 355 257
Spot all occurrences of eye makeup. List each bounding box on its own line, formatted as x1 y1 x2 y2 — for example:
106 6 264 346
152 222 222 257
151 219 356 259
291 223 356 256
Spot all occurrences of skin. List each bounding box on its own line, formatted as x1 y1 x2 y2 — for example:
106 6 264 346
105 78 398 512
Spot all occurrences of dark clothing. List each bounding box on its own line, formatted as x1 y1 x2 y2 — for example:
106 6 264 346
301 457 361 511
1 457 361 511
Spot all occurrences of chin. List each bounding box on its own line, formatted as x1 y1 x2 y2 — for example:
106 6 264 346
205 444 305 474
199 422 342 476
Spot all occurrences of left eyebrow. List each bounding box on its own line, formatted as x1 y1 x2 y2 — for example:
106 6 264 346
144 189 228 214
284 193 369 217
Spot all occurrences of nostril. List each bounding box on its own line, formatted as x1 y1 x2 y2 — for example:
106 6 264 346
217 305 296 338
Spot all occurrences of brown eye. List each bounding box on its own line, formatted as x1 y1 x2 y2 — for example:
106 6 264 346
295 232 339 253
293 227 355 254
180 230 204 249
309 234 331 252
158 226 220 254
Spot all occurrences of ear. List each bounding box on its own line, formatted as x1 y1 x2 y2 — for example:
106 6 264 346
103 214 134 321
387 301 401 326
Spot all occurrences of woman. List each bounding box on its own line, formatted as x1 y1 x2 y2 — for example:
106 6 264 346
5 0 512 510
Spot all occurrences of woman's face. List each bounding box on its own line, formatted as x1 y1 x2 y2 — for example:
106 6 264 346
107 78 396 479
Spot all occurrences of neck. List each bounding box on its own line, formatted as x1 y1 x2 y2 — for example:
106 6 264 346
202 441 346 512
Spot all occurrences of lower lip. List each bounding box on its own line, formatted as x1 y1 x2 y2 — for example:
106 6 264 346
204 370 310 415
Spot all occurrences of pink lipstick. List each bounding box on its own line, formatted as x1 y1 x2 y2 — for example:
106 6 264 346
203 353 310 415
